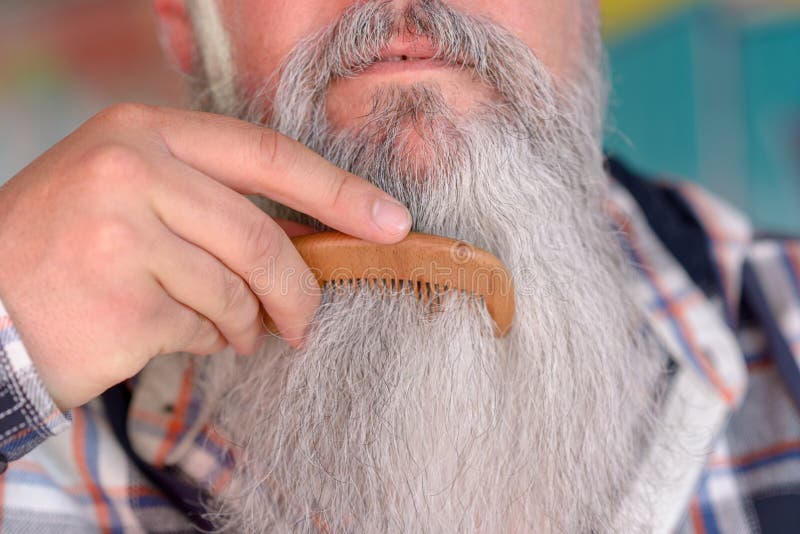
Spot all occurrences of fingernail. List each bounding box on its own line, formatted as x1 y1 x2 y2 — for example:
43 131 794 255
372 198 411 236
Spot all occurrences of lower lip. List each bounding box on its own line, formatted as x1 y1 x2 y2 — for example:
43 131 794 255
358 58 456 76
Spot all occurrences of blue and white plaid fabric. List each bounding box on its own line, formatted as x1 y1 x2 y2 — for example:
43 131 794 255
0 299 70 470
0 161 799 533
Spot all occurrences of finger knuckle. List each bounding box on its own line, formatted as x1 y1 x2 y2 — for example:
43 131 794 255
323 170 351 210
217 269 251 323
245 217 281 271
93 103 155 127
255 128 284 169
81 144 148 189
255 128 300 178
85 216 140 265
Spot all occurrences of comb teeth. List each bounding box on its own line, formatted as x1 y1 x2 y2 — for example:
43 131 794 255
288 231 515 337
324 278 475 322
323 278 458 300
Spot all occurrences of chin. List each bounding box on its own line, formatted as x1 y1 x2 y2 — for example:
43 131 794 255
326 70 495 130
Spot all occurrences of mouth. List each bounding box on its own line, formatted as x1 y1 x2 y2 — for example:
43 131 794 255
356 38 468 77
361 56 452 75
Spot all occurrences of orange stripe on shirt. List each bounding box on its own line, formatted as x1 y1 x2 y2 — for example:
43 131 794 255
11 460 48 473
650 292 704 319
2 410 65 446
608 206 737 405
153 365 195 467
690 498 707 534
128 408 170 427
72 409 112 534
710 439 800 469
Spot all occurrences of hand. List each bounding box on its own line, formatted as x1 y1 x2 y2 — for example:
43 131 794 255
0 104 411 410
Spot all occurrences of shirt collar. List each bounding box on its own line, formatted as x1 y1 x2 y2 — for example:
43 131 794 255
605 174 748 532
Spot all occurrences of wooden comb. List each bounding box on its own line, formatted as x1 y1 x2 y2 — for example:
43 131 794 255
281 231 515 337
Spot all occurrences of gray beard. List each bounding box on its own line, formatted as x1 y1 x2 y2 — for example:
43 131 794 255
192 1 665 532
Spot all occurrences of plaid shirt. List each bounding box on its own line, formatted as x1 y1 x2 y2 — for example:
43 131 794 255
1 159 799 533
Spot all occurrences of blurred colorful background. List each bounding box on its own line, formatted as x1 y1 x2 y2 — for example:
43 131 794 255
1 0 799 232
602 0 800 234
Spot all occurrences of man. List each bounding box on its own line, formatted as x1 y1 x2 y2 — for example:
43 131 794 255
0 0 798 532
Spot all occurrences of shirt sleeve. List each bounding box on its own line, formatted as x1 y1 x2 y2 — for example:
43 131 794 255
0 298 71 472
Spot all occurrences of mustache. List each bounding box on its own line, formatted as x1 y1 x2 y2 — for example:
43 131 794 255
269 0 557 112
328 0 481 76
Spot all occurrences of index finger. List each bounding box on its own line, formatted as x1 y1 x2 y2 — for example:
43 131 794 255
152 107 412 244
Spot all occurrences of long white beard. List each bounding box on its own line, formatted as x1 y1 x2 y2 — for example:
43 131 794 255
194 1 665 532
